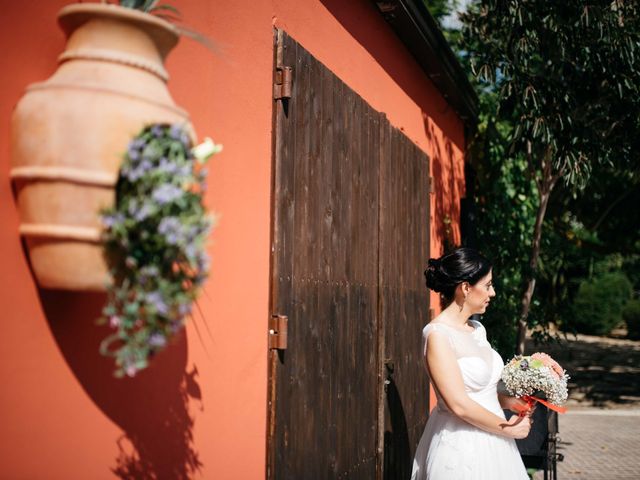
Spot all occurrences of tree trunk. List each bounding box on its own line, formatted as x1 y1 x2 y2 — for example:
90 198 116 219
515 183 553 355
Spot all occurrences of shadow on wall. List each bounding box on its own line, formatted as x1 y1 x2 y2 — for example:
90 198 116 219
38 290 203 479
424 112 461 251
319 0 464 151
384 377 412 480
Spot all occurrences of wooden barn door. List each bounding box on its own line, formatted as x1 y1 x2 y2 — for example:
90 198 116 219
379 126 431 479
268 30 430 480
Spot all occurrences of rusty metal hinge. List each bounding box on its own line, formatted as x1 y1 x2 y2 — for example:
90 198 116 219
268 314 288 350
428 176 435 194
273 66 292 100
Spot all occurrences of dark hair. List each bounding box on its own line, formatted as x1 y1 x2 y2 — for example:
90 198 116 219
424 247 492 302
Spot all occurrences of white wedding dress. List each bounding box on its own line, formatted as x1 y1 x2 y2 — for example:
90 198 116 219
411 320 529 480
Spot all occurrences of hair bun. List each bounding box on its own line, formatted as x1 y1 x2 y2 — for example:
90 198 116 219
426 258 440 271
423 247 492 301
424 258 451 294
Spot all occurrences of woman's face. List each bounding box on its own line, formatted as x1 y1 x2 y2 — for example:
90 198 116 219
465 270 496 314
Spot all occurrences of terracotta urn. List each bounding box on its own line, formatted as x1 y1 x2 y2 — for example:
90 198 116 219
10 3 192 291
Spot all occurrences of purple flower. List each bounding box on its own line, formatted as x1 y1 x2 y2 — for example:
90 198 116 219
128 144 141 161
158 157 178 175
151 125 165 138
152 184 183 205
126 169 142 182
140 159 153 172
178 165 192 177
126 159 154 182
169 124 192 149
145 291 169 315
158 217 182 244
148 332 167 348
134 203 153 221
102 213 125 228
169 124 183 140
131 138 146 149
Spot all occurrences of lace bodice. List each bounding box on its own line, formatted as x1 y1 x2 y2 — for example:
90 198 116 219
422 320 504 411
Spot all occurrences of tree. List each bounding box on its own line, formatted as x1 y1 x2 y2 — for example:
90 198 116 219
467 92 540 357
461 1 640 353
423 0 458 24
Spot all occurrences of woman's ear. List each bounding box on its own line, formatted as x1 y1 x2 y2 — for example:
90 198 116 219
461 282 471 297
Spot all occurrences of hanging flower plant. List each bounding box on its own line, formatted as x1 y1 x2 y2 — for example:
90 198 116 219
99 123 221 377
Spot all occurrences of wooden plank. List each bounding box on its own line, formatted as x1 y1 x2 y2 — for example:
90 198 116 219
280 32 311 478
375 112 387 480
268 29 297 479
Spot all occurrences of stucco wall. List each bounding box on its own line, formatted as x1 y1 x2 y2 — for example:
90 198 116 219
0 0 465 478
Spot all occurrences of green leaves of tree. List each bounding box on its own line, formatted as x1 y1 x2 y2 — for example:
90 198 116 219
463 0 640 189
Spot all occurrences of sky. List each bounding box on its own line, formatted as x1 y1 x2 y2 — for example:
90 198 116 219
440 0 472 30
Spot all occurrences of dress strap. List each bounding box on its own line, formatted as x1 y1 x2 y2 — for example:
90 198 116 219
422 323 453 357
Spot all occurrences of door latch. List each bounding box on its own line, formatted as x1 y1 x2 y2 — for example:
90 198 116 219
269 314 288 350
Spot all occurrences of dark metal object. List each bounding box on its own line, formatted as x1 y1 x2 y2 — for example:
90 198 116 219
506 407 563 480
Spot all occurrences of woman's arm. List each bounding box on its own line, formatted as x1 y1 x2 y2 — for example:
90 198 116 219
426 331 531 439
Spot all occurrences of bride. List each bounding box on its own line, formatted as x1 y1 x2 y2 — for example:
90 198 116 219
411 247 532 480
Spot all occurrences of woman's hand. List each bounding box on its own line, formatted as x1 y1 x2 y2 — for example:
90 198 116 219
502 414 532 439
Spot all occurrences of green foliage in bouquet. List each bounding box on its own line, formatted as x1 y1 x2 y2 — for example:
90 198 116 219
99 124 220 377
571 271 633 336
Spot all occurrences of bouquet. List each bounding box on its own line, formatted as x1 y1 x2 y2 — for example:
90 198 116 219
502 352 569 415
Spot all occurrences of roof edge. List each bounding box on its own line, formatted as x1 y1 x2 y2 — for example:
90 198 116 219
373 0 479 126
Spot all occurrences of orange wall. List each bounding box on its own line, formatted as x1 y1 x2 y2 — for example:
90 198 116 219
0 1 465 478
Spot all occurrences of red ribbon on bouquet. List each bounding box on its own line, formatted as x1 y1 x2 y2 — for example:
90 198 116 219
514 395 567 416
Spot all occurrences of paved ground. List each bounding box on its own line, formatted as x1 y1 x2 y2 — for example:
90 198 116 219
540 409 640 479
526 332 640 479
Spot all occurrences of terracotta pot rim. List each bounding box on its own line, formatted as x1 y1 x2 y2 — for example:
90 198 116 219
58 3 179 57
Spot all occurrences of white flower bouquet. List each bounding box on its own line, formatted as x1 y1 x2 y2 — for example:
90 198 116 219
502 352 570 414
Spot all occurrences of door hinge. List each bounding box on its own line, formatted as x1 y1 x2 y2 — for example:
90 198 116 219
428 176 435 194
268 314 288 350
273 66 293 100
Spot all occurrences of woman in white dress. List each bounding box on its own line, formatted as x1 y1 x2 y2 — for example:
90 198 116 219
411 247 532 480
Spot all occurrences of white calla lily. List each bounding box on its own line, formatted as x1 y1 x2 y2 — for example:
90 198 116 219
192 137 222 163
